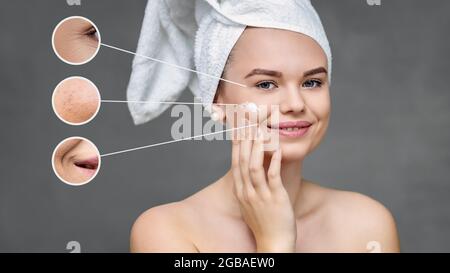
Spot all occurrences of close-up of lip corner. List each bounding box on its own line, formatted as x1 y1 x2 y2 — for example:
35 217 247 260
51 137 101 186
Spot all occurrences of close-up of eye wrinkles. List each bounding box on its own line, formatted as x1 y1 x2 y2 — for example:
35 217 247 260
82 27 99 44
52 16 102 65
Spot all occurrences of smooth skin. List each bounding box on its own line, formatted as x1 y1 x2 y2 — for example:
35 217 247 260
130 27 400 253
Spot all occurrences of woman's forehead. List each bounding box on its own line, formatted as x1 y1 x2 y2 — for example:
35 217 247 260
231 27 328 71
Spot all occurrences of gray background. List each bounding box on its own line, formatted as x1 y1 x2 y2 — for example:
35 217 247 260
0 0 449 252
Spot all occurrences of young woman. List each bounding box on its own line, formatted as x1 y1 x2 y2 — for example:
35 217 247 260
52 16 100 64
122 0 399 252
130 24 400 252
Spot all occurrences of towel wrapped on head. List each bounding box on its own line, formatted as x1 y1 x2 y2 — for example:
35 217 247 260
127 0 332 125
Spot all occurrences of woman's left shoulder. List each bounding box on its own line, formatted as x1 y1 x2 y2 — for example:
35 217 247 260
309 182 400 252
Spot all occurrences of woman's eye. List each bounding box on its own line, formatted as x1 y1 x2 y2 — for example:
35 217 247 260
256 81 277 90
85 27 98 40
302 79 322 89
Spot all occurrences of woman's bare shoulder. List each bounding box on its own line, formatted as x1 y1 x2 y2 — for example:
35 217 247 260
130 201 199 253
306 180 400 252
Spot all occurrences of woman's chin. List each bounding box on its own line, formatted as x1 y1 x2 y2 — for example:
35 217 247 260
264 144 310 161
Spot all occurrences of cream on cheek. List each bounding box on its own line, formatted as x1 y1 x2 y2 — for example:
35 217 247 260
219 88 274 128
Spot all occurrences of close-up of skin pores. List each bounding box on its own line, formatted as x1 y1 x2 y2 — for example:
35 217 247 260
52 16 100 64
52 137 100 185
52 77 100 125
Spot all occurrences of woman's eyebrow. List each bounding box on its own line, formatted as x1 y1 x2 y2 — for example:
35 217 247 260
244 67 327 79
245 68 282 78
303 67 328 77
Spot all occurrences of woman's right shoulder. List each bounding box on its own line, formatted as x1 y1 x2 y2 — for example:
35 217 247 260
130 201 199 253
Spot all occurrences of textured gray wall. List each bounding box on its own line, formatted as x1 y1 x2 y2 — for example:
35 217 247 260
0 0 449 252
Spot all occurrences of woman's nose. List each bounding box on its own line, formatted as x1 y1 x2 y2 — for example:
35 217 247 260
279 85 306 114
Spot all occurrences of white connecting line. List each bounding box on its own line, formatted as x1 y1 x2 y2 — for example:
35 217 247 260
100 123 258 157
100 43 247 88
101 100 241 106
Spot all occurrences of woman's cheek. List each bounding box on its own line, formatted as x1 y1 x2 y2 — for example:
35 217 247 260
309 90 331 148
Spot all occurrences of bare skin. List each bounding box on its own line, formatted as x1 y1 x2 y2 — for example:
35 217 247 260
53 138 100 184
53 77 100 124
130 27 400 253
53 17 99 64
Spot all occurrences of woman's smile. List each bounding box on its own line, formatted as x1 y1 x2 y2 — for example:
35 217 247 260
267 120 313 138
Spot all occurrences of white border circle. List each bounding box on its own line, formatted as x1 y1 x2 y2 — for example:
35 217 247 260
51 136 101 186
51 16 101 65
51 76 101 126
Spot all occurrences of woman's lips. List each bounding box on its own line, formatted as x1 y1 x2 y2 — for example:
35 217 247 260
268 120 312 138
73 156 99 175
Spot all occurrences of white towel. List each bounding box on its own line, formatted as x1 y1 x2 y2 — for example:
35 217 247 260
127 0 332 125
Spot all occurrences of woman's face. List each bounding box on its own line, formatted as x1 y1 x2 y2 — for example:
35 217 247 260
217 27 331 161
53 17 100 64
52 138 100 185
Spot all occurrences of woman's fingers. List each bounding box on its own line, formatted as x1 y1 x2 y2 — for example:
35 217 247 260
249 127 270 196
239 120 256 200
231 126 243 200
267 148 283 191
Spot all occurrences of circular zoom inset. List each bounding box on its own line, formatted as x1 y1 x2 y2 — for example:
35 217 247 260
52 16 101 65
52 76 101 125
52 137 101 186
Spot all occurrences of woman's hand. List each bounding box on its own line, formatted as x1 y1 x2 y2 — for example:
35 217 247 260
231 121 297 253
